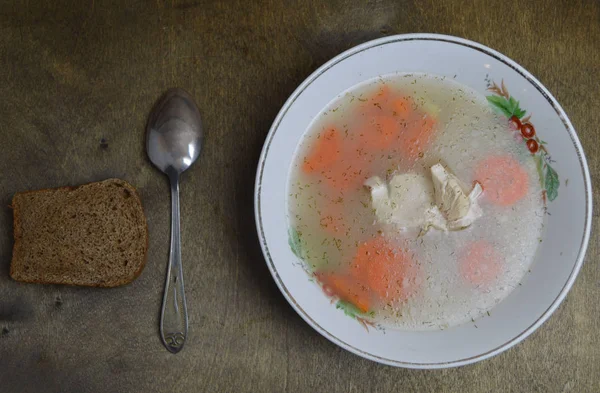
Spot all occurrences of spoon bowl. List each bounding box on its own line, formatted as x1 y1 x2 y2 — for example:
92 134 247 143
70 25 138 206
147 89 203 175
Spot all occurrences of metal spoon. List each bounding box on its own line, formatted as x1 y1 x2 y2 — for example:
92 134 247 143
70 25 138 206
146 88 203 353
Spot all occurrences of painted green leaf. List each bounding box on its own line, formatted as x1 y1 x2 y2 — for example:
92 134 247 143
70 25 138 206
486 95 526 118
545 164 559 201
507 97 518 113
486 95 513 117
336 300 362 319
507 96 526 118
534 155 545 187
288 227 303 258
514 107 526 118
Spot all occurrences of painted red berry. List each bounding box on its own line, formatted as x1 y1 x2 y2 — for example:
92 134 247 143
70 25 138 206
521 123 536 138
508 116 522 131
526 139 539 153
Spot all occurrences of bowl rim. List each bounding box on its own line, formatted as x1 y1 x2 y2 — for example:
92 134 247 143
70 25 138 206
254 33 593 368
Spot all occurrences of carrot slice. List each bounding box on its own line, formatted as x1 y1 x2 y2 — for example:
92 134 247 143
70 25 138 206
474 155 529 206
317 273 371 313
321 141 372 192
459 241 502 287
350 238 420 301
361 84 392 113
358 115 400 149
373 84 391 103
391 96 412 119
302 128 341 174
360 85 417 124
397 115 437 161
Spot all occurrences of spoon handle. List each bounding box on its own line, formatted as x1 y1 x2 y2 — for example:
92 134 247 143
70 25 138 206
160 175 188 353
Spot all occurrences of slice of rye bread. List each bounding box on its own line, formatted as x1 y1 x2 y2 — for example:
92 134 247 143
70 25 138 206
10 178 148 287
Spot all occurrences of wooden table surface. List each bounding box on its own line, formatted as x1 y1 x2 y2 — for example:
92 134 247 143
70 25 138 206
0 1 598 392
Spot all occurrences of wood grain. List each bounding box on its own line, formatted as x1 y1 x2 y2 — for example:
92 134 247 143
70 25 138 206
0 0 598 392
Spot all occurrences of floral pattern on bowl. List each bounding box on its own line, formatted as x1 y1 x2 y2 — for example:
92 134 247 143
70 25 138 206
485 77 559 202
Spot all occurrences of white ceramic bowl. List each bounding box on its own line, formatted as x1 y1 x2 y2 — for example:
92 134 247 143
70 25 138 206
254 34 592 368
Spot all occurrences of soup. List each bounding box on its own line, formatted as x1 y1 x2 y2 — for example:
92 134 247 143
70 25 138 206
287 73 545 330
